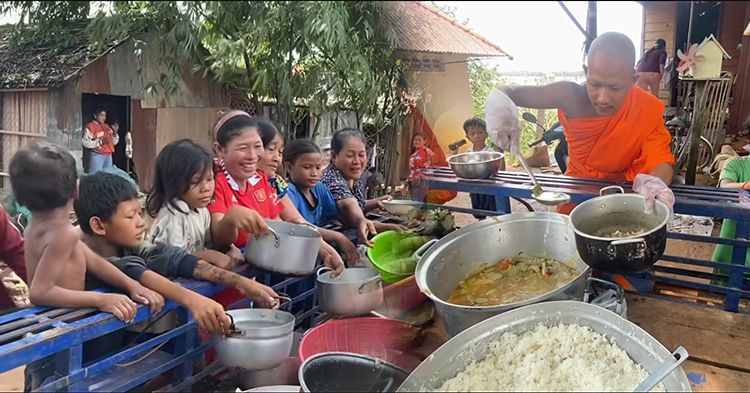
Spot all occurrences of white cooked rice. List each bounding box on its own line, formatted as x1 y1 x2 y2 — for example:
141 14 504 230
436 323 666 392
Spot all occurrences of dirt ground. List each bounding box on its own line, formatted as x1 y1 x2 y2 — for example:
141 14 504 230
0 166 722 392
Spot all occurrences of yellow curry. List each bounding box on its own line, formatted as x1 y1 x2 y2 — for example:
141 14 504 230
447 254 579 307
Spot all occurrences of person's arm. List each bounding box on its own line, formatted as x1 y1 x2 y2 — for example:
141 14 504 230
659 51 667 76
81 126 102 150
0 207 26 283
28 230 108 308
193 249 234 270
500 82 580 112
363 199 381 213
718 159 746 189
208 187 238 250
110 124 120 146
279 195 306 224
649 163 674 186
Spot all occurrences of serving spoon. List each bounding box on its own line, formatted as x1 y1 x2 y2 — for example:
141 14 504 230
633 346 689 392
515 153 571 206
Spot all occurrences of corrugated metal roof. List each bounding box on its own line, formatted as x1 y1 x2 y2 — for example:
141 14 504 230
380 1 512 59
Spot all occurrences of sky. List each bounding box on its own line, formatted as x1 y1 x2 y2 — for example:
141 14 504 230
434 1 644 72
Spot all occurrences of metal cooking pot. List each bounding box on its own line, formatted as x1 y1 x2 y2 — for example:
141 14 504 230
241 386 301 393
447 151 505 179
569 186 670 274
397 301 691 392
317 267 384 317
213 296 295 371
238 332 303 391
299 352 409 392
245 220 322 276
415 212 590 337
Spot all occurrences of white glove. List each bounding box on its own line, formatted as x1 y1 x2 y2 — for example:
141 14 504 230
485 88 522 155
633 173 675 215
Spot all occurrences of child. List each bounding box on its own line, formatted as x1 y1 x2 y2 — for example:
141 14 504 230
406 132 434 202
283 138 360 265
449 118 504 220
75 172 279 311
8 141 162 392
147 139 243 270
255 119 346 272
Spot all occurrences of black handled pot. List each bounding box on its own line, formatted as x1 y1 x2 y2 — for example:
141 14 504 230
569 186 670 274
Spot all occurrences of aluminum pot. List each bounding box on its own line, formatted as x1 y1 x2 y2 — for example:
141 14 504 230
238 332 303 391
569 186 670 274
414 212 590 337
317 267 384 317
397 301 691 392
241 386 301 393
299 352 409 392
447 151 505 179
213 297 295 371
245 220 322 276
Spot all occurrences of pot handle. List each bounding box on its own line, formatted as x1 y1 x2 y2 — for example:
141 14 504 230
357 276 383 294
412 238 439 260
274 293 293 312
607 237 646 257
316 266 334 277
264 226 281 248
599 185 625 196
298 222 320 233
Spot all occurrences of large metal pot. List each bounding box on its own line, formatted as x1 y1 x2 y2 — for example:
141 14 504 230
415 212 590 337
238 332 303 391
569 186 670 274
299 352 409 392
245 220 322 276
397 301 691 392
316 267 384 317
447 151 505 179
213 298 295 371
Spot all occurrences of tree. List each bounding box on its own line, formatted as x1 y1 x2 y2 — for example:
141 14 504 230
0 1 408 135
468 60 509 120
425 1 469 25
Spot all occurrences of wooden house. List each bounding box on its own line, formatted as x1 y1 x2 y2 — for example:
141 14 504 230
0 28 243 191
638 1 750 135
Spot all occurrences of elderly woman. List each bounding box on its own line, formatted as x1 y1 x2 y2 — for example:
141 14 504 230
320 128 405 247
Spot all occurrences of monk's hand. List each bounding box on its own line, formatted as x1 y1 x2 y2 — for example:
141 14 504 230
633 174 675 215
485 88 522 155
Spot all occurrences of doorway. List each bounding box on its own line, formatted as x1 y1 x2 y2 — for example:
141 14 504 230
81 93 130 172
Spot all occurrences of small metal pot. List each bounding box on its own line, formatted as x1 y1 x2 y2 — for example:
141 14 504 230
447 151 505 179
316 267 384 317
569 186 670 274
213 296 295 371
299 352 409 392
245 220 322 276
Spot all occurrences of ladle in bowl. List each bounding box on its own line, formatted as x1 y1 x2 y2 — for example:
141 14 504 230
516 154 571 206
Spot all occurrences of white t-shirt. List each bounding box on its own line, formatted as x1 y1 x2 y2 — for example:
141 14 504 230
149 199 212 252
466 145 493 153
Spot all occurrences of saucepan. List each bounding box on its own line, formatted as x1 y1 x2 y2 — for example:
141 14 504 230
316 266 384 317
213 295 295 371
569 186 670 274
245 220 322 276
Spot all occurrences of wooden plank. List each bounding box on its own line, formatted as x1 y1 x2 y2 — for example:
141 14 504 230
626 294 750 372
645 21 676 33
682 361 750 392
0 130 46 138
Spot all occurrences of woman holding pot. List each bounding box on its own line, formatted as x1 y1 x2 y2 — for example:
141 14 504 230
208 111 343 276
320 128 405 247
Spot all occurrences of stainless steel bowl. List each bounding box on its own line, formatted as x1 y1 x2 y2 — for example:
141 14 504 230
447 151 504 179
382 200 425 216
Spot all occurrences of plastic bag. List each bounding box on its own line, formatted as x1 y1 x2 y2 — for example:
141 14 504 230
590 289 628 320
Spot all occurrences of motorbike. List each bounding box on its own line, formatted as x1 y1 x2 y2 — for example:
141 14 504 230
523 112 568 174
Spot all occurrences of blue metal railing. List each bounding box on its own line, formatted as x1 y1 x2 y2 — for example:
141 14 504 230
426 167 750 313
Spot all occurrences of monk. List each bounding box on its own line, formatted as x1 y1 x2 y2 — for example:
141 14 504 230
485 32 676 216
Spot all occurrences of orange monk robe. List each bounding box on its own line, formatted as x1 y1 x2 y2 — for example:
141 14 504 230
556 87 675 215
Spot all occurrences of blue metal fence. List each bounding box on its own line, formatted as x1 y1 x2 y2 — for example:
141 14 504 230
426 167 750 313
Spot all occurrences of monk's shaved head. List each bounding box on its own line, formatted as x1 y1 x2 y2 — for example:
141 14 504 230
583 32 638 116
587 32 637 70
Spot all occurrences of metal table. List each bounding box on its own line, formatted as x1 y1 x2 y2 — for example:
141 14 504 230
426 167 750 313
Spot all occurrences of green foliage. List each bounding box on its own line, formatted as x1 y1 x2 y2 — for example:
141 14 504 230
0 1 408 133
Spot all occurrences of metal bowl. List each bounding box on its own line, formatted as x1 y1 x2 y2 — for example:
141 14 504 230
447 151 504 179
397 301 691 392
381 200 424 216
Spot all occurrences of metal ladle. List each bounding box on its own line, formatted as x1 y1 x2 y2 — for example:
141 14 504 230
516 153 571 206
633 346 689 392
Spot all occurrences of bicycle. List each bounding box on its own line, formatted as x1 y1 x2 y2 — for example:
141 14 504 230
664 109 715 174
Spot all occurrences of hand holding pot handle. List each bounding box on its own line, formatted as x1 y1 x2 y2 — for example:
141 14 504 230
633 174 675 215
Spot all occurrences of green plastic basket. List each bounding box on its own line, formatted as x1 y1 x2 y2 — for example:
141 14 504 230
367 230 420 284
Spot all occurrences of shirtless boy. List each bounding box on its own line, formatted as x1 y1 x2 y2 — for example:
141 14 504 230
8 141 163 391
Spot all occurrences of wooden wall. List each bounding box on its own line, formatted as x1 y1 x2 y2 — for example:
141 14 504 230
642 1 677 106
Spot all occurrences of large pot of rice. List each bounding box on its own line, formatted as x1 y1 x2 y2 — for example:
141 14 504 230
397 301 691 392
